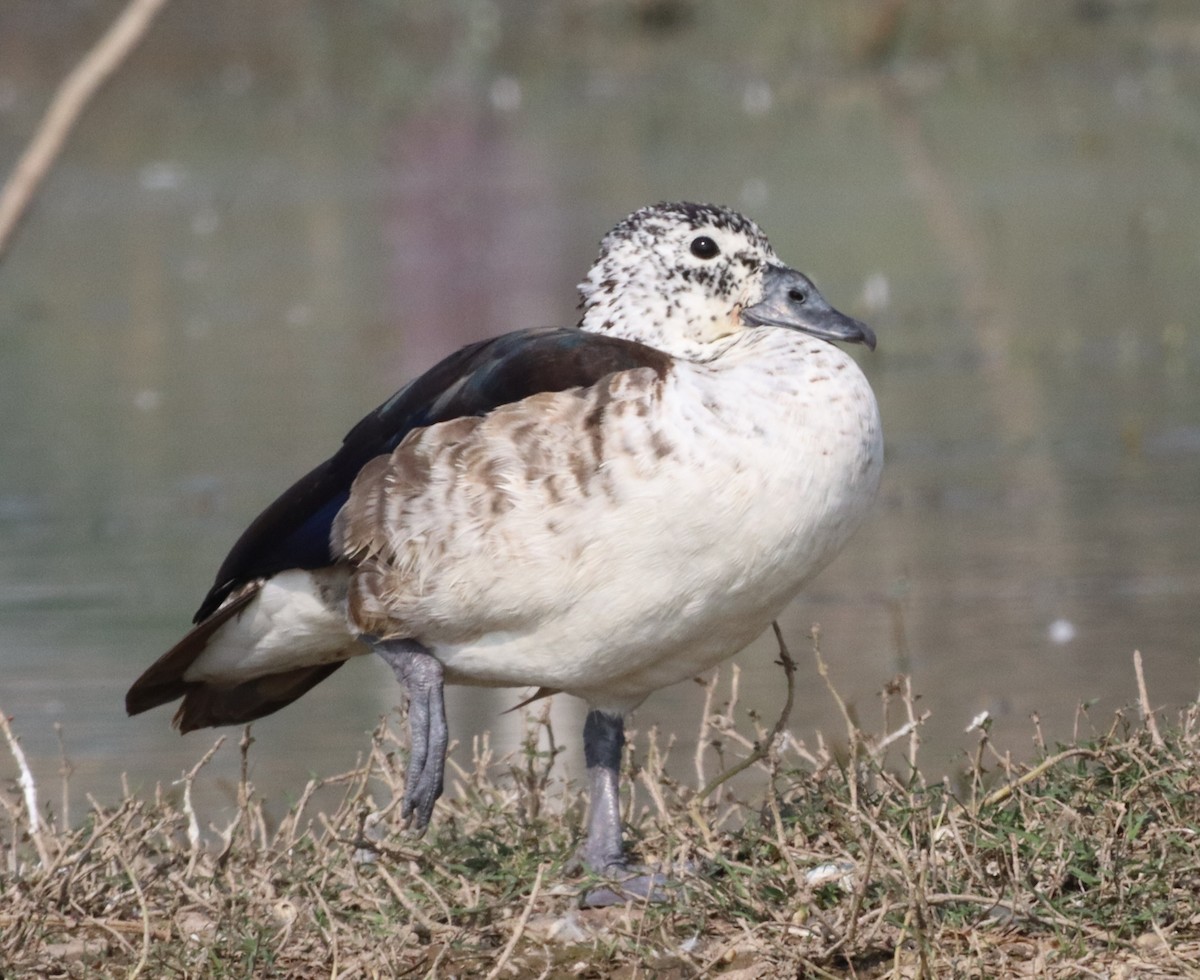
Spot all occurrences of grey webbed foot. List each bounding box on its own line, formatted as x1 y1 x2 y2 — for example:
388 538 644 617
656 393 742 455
581 868 675 908
373 639 448 832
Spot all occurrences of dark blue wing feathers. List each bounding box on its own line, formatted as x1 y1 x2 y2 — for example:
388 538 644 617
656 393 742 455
194 327 671 622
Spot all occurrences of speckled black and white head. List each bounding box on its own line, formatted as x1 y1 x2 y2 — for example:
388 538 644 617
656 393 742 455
578 201 875 360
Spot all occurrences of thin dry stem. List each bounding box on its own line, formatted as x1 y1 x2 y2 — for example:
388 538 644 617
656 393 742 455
0 0 170 259
484 862 545 980
54 722 72 831
114 848 151 979
975 747 1099 812
811 624 862 812
693 673 720 792
691 621 797 807
4 650 1200 977
174 734 225 871
1134 649 1165 749
0 711 49 869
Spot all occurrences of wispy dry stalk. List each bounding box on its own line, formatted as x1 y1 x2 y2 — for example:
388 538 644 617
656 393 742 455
765 760 806 894
4 642 1200 977
0 711 49 869
1134 649 1165 749
691 620 797 808
0 0 170 260
693 673 720 793
174 735 226 873
374 863 446 935
279 776 322 850
637 727 674 823
114 848 151 979
236 724 254 844
484 862 546 980
54 722 73 831
511 703 560 824
871 713 930 762
810 624 863 812
975 746 1100 812
903 676 923 780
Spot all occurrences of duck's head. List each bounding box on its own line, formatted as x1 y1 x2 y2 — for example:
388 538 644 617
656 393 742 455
578 201 875 360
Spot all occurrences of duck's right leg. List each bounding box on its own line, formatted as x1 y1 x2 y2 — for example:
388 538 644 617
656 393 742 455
372 639 448 832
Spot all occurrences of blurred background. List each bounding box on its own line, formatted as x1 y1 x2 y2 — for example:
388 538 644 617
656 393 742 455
1 0 1198 815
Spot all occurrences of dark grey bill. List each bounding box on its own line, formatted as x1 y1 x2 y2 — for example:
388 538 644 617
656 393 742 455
742 265 876 351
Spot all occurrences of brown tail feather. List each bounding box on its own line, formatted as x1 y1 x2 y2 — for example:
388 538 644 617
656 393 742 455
172 661 348 732
128 582 359 730
125 588 260 717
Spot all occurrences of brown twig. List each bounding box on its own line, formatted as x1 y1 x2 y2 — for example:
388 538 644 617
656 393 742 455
693 672 720 793
0 0 170 260
0 711 50 869
174 735 225 873
810 624 864 812
974 747 1099 812
1133 649 1165 749
691 621 797 808
114 849 151 980
483 863 545 980
53 723 73 832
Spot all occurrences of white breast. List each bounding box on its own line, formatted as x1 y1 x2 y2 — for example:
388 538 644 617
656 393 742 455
343 330 882 713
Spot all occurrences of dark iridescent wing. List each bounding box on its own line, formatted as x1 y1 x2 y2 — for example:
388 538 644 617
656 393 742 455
194 327 672 621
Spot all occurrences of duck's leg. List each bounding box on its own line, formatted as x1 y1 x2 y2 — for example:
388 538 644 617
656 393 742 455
582 709 627 872
373 639 447 832
580 709 671 906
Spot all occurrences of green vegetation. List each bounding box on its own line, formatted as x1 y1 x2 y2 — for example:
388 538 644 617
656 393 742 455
4 635 1199 978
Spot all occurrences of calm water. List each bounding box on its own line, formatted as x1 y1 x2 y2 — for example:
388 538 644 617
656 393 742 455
2 1 1199 816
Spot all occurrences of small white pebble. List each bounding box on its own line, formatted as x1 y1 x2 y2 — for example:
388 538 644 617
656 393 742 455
805 860 856 890
545 912 589 944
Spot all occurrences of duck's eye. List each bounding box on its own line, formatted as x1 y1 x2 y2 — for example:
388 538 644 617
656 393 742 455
690 235 720 259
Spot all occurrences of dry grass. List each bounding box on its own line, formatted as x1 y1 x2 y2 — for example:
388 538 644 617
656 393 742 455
3 631 1200 978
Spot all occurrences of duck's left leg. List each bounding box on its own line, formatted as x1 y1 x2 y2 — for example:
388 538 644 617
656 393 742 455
581 709 627 872
580 708 672 906
373 639 447 831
